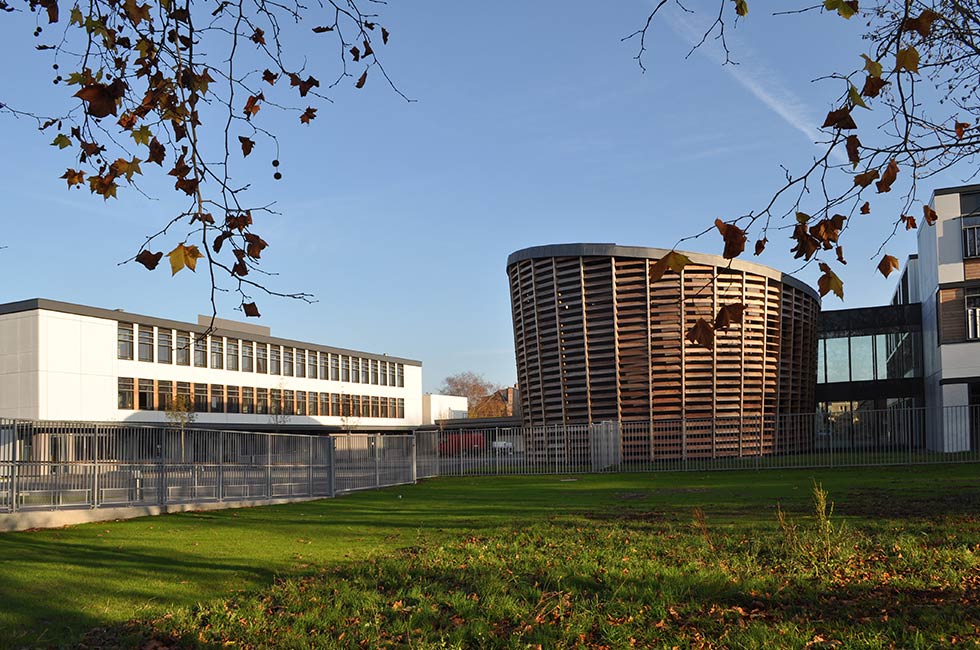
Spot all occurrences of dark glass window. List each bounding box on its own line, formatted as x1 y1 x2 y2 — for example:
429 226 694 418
330 354 340 381
210 384 224 413
283 348 293 376
211 337 224 370
256 344 268 374
308 351 318 379
227 386 240 414
227 339 239 371
138 326 154 362
176 332 191 366
157 380 173 411
118 378 134 409
242 387 254 414
242 341 253 372
270 346 281 375
157 329 172 364
138 379 154 410
194 336 207 368
256 388 269 414
194 383 208 412
118 323 134 360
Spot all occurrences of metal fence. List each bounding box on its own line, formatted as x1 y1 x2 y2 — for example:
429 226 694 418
420 405 980 477
2 404 979 518
0 421 417 515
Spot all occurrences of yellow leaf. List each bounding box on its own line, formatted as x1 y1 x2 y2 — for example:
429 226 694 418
824 0 857 19
861 54 882 78
132 125 152 146
649 251 692 283
168 243 204 276
896 46 920 73
848 84 868 110
51 133 72 149
817 262 844 299
734 0 748 17
69 5 84 26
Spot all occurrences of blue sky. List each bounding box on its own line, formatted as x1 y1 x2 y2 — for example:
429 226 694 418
0 2 971 391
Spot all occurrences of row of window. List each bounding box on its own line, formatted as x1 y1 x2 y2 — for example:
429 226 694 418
117 323 405 387
118 378 406 418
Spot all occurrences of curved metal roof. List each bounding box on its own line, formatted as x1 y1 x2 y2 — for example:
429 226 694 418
507 243 820 303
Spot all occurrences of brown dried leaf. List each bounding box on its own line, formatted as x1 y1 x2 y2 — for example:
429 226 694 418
860 201 871 215
135 250 162 270
861 75 888 98
649 250 692 283
836 245 847 265
875 159 899 193
238 135 255 157
822 107 857 130
243 302 261 318
714 303 745 330
923 204 938 225
355 70 367 89
300 107 317 124
754 238 767 256
877 254 900 278
262 69 278 85
686 318 714 350
853 169 879 188
901 214 917 230
817 262 844 299
902 9 940 38
845 135 861 169
715 219 746 259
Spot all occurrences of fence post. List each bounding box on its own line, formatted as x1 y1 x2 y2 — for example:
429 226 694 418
308 436 314 496
92 429 100 509
328 437 336 497
266 435 273 499
10 424 19 514
217 431 224 502
411 434 417 484
374 434 381 488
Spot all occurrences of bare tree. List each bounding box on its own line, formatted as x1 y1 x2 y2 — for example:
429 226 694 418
439 372 503 418
165 392 197 462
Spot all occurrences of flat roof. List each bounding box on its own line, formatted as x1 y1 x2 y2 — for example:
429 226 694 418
934 183 980 197
0 298 422 367
507 243 820 303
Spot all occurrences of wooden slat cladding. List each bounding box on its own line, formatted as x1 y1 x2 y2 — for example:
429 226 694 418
938 287 966 344
966 258 980 281
508 251 819 461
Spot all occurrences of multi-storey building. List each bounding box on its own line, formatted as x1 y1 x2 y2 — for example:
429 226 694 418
0 299 422 428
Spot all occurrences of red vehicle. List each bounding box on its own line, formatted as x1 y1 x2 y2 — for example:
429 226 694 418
438 432 485 456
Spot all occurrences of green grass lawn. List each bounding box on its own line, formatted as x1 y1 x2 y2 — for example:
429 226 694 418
1 465 979 648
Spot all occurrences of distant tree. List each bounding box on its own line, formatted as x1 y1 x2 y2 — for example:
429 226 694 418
439 372 502 418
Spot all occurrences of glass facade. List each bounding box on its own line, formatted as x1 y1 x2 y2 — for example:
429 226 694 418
817 331 922 384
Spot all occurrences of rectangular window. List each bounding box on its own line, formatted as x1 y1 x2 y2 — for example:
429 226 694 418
118 323 134 360
370 360 379 385
256 388 268 414
210 384 224 413
242 341 254 372
157 329 172 364
227 386 240 413
342 356 351 383
295 350 306 378
331 393 341 417
381 397 390 418
256 344 268 373
211 337 224 370
157 380 173 411
227 339 239 371
270 389 282 415
965 217 980 259
330 354 340 381
360 358 369 384
968 292 980 340
341 394 351 417
380 362 388 386
118 378 134 409
176 382 191 412
176 331 191 366
308 351 318 379
319 393 329 416
194 383 208 412
138 379 154 410
241 386 254 414
396 363 404 387
138 326 154 362
194 336 207 368
308 392 317 416
296 391 306 416
283 348 293 376
270 346 281 375
370 395 379 418
319 352 328 380
397 398 405 419
283 390 295 415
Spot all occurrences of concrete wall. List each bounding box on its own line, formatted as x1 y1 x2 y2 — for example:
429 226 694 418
0 310 39 419
422 394 469 424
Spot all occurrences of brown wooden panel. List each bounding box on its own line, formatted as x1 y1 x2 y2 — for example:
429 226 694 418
966 258 980 281
939 287 966 344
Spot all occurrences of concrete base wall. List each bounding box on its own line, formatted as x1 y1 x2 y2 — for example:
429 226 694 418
0 495 327 532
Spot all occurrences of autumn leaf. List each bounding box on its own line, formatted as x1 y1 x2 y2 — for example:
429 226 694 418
350 46 361 62
860 201 870 215
901 214 917 230
861 54 882 78
300 107 317 124
244 233 269 259
243 302 261 318
848 84 868 109
135 250 163 270
822 107 857 130
123 0 151 26
61 168 85 188
715 219 746 259
74 80 126 118
955 121 970 139
853 169 879 188
817 262 844 299
845 135 861 169
51 133 72 149
289 74 320 97
168 243 204 275
362 40 374 58
262 69 278 85
714 303 745 330
355 70 367 89
686 318 714 350
175 176 200 196
312 26 334 33
251 28 266 45
875 159 899 193
243 93 264 119
213 232 232 254
809 214 846 249
88 174 118 200
754 238 767 256
836 245 847 264
824 0 858 19
649 250 692 283
147 138 166 165
110 156 142 181
896 46 920 73
239 135 255 157
382 27 390 44
923 204 938 225
132 125 152 146
734 0 748 17
861 75 888 98
877 254 900 278
902 9 940 38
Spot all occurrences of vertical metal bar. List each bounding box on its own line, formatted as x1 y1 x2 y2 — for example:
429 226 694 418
10 423 19 513
411 435 417 484
92 428 100 509
267 435 273 498
329 437 336 497
308 436 314 496
218 431 224 502
374 434 381 488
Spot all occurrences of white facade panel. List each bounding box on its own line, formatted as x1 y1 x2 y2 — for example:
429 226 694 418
934 192 965 285
422 394 469 424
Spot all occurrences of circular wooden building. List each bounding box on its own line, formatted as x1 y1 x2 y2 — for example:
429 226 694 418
507 244 820 460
